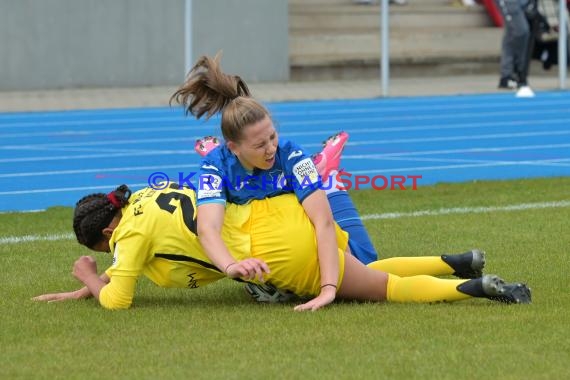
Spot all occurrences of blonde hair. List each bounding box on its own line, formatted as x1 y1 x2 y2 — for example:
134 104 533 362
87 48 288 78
170 52 271 142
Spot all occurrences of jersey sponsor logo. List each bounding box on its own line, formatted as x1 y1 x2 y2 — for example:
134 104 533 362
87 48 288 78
197 189 222 199
287 150 303 160
112 244 119 266
292 158 319 185
201 164 220 171
199 174 222 190
274 171 286 190
197 173 222 198
187 273 199 288
133 204 143 216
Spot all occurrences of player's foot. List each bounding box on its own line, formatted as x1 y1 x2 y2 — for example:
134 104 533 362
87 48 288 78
441 249 486 279
312 131 349 181
482 274 532 304
244 283 299 303
195 136 220 157
498 77 517 90
516 85 535 98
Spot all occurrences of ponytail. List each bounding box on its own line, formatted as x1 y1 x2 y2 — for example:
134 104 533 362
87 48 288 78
170 51 270 143
73 184 131 248
170 52 251 119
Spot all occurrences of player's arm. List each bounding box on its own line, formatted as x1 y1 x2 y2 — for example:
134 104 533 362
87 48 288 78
197 202 269 281
72 256 107 298
284 144 338 310
32 265 110 303
294 190 339 311
72 255 138 310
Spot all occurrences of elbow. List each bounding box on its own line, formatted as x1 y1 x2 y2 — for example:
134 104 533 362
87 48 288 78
99 287 133 310
100 301 132 310
99 297 132 310
314 213 336 231
197 224 219 245
197 223 209 238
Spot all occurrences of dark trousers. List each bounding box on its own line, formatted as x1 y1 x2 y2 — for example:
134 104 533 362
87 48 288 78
496 0 532 82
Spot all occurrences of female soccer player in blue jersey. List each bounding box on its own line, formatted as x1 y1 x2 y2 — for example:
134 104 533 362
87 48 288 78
169 53 378 310
33 184 530 309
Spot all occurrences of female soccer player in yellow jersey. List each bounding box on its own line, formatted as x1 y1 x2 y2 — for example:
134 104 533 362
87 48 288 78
33 184 531 310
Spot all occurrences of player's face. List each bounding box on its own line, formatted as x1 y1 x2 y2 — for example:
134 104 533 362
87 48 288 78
90 215 121 253
231 115 278 171
91 238 111 253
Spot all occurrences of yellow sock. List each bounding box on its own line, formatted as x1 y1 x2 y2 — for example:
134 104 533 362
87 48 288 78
386 274 471 303
367 256 453 277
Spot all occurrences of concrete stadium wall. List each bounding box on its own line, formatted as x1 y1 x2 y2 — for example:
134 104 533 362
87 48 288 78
191 0 289 83
0 0 288 91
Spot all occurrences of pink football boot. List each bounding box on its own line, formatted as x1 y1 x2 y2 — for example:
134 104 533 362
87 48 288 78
312 131 349 180
194 136 220 157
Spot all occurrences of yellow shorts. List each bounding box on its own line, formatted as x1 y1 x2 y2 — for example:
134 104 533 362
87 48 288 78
224 194 349 297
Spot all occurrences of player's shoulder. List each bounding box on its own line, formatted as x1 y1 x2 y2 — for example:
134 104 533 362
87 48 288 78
279 139 302 151
277 139 309 164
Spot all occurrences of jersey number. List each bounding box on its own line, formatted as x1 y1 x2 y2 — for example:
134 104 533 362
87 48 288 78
155 192 197 234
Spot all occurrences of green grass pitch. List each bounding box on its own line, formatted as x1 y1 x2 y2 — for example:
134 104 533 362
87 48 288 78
1 177 569 379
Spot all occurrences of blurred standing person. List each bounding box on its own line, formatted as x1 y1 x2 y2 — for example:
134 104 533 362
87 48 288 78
495 0 534 94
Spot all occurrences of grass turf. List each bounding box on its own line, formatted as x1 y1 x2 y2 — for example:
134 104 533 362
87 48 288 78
1 177 569 379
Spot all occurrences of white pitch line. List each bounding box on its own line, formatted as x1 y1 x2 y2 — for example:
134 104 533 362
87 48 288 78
0 233 75 244
360 200 570 220
2 200 569 244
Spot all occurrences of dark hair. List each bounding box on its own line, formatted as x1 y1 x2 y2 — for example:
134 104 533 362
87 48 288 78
73 184 131 249
169 52 270 143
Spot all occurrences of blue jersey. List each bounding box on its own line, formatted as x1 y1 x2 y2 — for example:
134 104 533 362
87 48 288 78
196 140 321 206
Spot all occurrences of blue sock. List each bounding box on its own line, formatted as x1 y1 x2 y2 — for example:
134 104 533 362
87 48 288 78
327 191 378 264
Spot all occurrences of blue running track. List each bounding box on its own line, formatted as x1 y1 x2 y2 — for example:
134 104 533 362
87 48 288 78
1 91 569 212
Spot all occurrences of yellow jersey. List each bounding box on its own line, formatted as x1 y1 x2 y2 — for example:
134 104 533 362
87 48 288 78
99 184 348 309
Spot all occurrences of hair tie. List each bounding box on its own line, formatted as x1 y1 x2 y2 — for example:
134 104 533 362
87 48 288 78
107 192 122 208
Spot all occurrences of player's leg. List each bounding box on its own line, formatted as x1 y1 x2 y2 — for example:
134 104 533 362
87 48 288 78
312 131 349 181
338 252 468 302
326 187 378 264
315 132 378 264
497 0 517 88
367 249 485 278
338 251 531 304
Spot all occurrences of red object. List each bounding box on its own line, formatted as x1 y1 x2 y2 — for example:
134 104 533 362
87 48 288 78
482 0 504 27
107 192 122 208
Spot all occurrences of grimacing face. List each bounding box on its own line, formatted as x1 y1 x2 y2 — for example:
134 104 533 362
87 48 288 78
229 115 278 171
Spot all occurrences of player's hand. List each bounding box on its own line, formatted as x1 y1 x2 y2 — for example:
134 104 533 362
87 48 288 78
72 256 98 283
225 258 270 282
32 290 88 303
293 286 336 312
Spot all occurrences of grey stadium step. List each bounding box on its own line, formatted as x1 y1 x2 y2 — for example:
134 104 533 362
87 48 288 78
288 0 503 80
